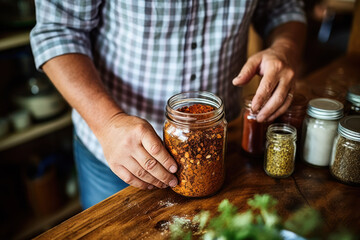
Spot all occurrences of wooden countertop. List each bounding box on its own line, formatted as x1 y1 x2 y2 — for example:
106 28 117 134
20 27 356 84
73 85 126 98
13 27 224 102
35 55 360 239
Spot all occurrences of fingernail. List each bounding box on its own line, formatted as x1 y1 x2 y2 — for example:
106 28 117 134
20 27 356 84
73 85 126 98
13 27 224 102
148 185 154 190
169 179 178 187
232 75 241 84
169 165 177 173
251 104 259 113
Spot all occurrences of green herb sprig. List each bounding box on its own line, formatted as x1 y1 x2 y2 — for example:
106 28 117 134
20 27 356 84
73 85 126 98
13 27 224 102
169 194 357 240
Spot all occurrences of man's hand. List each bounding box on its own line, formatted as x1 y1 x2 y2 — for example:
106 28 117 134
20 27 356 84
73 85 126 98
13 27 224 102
42 54 178 190
98 112 178 190
232 45 296 122
233 22 306 122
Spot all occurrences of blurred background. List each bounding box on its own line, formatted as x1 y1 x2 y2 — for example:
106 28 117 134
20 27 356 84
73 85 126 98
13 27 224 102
0 0 357 239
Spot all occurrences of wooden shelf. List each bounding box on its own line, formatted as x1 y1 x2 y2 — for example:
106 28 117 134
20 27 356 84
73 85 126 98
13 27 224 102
0 111 72 152
14 197 82 240
0 30 30 51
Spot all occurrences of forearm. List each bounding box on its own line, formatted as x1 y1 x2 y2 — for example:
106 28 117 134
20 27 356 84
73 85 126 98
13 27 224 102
267 21 307 74
42 53 123 135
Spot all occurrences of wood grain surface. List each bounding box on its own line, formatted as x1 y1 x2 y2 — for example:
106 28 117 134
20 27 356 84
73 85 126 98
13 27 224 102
35 55 360 240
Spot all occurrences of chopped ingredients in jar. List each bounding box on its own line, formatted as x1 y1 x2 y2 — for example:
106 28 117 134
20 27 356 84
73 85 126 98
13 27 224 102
177 104 215 113
264 125 296 178
265 138 295 178
330 136 360 184
164 103 226 197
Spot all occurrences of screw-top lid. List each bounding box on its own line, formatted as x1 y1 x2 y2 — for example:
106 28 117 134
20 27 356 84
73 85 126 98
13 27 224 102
242 94 254 109
307 98 344 120
346 84 360 107
338 115 360 142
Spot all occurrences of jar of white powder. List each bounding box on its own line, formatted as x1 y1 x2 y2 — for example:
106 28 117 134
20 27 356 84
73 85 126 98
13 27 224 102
301 98 344 167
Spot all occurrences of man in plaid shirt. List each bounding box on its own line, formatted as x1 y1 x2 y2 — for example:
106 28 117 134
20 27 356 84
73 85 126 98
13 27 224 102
31 0 306 209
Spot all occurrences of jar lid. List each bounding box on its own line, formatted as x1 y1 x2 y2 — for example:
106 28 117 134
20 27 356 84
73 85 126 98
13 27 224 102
307 98 344 120
338 115 360 142
242 94 254 109
346 85 360 106
287 93 307 111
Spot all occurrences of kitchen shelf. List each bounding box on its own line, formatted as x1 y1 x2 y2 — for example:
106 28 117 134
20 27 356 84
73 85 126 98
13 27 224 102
0 30 30 51
0 111 72 152
14 197 82 240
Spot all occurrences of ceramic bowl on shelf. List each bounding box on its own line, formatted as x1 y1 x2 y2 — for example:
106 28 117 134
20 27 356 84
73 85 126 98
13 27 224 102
13 76 66 121
0 117 10 138
10 109 31 131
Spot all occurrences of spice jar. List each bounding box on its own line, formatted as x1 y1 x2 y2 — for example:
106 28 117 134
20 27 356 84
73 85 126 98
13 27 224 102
240 95 271 157
163 91 227 197
302 98 344 167
330 116 360 185
277 93 307 141
311 82 346 104
345 84 360 115
264 123 297 178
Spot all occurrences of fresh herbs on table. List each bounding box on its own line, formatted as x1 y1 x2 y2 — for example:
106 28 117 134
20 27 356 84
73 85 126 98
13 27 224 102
169 194 356 240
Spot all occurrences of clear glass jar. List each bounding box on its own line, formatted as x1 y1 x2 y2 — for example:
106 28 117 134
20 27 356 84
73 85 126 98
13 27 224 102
330 116 360 185
302 98 344 167
312 81 346 104
163 91 227 197
264 123 297 178
345 84 360 115
240 94 271 157
277 93 307 141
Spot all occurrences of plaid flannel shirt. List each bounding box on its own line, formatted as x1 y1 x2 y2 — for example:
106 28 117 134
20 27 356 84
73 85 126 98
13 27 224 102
30 0 305 166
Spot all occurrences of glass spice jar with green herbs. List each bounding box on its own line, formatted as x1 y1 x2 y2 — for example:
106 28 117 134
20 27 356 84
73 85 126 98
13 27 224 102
164 91 227 197
264 123 297 178
330 115 360 185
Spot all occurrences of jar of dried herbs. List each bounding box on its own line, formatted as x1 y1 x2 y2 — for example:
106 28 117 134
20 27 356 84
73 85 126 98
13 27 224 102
164 91 227 197
330 116 360 185
264 123 297 178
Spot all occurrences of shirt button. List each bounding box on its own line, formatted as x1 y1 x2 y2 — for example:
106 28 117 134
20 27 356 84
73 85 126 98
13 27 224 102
190 74 196 81
191 42 197 49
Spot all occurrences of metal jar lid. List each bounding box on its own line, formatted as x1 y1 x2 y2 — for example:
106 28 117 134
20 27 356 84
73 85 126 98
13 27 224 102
307 98 344 120
346 84 360 107
338 115 360 142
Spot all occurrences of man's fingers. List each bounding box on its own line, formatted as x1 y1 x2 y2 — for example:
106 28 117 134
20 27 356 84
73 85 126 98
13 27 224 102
266 90 294 122
232 54 262 86
127 157 168 189
133 146 178 188
141 131 178 173
116 165 152 190
256 79 293 122
251 69 279 113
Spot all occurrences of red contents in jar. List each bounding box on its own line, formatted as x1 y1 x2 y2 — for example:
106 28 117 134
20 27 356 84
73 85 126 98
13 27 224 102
177 104 215 113
240 95 270 156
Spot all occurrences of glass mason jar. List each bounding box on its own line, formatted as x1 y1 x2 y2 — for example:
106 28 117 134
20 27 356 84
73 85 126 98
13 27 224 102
330 116 360 185
301 98 344 167
264 123 297 178
345 84 360 115
163 91 227 197
240 94 271 157
277 93 307 141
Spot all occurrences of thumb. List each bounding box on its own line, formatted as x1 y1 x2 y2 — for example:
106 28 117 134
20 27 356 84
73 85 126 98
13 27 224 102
232 54 262 86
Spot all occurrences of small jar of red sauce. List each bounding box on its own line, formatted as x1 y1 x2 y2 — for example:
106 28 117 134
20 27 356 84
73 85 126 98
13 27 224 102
277 93 307 140
240 95 271 157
